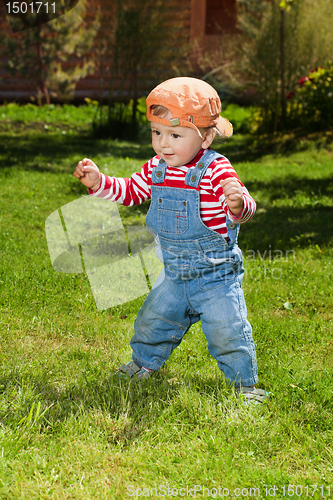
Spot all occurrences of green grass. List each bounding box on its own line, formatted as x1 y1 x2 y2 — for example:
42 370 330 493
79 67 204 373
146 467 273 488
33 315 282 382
1 105 333 499
0 102 96 130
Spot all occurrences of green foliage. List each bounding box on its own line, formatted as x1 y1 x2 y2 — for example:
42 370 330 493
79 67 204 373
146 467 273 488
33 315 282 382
0 102 96 126
289 65 333 130
234 0 333 133
2 1 99 104
279 0 293 11
222 104 255 133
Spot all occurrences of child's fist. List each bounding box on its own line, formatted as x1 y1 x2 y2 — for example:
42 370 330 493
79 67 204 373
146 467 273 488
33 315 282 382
220 177 244 216
73 158 101 191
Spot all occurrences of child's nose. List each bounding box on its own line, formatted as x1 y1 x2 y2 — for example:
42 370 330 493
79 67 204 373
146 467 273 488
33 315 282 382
160 134 169 148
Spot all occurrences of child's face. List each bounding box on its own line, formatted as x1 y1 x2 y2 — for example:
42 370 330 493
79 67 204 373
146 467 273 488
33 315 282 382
150 120 210 167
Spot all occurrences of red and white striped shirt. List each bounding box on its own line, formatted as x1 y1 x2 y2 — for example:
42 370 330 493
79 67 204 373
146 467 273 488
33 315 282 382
90 149 256 237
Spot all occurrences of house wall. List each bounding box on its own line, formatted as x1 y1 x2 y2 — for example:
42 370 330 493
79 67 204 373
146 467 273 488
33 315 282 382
191 0 237 42
0 0 236 103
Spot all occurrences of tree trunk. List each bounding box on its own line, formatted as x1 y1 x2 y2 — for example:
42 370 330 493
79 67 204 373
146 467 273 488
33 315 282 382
131 65 138 135
37 38 50 105
279 8 286 130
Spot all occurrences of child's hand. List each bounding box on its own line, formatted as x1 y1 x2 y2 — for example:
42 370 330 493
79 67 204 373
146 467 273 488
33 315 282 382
220 178 244 216
73 158 101 191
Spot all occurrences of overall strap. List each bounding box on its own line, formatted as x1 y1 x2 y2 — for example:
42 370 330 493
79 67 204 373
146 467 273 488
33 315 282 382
151 158 167 184
184 149 224 188
151 150 225 186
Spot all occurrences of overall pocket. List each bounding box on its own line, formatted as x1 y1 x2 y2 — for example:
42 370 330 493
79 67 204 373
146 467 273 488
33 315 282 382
157 198 188 235
199 247 243 291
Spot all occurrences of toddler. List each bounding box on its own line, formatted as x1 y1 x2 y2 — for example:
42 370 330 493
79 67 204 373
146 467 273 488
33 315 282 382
74 77 268 403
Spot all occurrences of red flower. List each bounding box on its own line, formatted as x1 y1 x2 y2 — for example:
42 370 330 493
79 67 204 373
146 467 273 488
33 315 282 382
299 76 309 85
286 91 295 99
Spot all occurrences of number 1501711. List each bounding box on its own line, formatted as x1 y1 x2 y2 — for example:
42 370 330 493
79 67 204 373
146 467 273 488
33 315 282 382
6 2 56 14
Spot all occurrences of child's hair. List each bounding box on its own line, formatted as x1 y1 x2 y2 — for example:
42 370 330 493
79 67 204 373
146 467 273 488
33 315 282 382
150 104 170 119
150 104 223 138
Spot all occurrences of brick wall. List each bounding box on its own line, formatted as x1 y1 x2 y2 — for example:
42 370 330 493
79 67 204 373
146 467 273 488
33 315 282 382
0 0 237 103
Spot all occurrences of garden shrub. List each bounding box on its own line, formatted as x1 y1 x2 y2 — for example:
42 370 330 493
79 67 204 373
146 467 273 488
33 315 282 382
222 104 256 134
288 64 333 130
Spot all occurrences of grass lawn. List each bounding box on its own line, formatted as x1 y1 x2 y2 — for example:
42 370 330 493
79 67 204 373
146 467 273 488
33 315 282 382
0 104 333 499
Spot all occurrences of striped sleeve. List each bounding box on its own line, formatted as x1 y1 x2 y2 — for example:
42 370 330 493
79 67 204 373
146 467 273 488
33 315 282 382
89 159 152 206
208 157 256 224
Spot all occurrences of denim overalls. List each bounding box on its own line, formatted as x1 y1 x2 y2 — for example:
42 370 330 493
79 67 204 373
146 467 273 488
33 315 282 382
131 149 258 387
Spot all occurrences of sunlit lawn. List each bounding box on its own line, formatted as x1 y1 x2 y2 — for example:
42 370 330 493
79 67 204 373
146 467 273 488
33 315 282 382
0 104 333 499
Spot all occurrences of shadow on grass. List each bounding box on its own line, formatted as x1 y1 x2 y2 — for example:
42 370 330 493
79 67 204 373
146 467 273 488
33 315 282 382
122 175 333 252
218 129 333 163
0 132 155 175
1 128 332 176
1 131 332 253
240 205 333 253
0 368 231 444
239 174 333 253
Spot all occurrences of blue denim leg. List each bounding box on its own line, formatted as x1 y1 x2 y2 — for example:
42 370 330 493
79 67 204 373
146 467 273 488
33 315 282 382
187 274 258 388
131 269 257 386
131 273 192 371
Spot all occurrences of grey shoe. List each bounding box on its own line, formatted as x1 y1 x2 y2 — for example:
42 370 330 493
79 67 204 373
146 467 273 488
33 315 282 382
236 386 270 404
117 361 153 381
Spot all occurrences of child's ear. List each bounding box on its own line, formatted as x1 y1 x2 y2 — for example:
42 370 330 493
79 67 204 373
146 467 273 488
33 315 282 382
201 129 215 149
